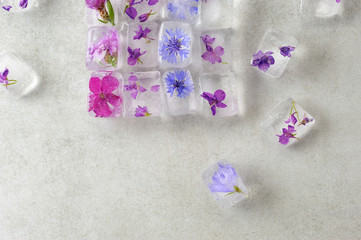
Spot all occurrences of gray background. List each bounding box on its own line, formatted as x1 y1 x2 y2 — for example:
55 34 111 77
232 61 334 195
1 0 361 239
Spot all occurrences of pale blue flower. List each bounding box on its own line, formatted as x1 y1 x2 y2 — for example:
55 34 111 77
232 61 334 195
165 70 194 98
167 0 199 20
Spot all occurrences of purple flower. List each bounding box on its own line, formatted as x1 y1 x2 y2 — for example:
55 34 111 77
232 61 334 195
276 125 298 145
280 46 295 58
135 105 151 117
336 0 340 3
285 112 298 125
2 5 12 11
202 45 225 64
0 68 9 85
252 50 275 72
133 25 155 43
138 10 156 22
147 0 159 5
201 89 227 116
124 75 147 99
127 47 147 66
19 0 28 8
201 35 215 46
89 29 119 67
85 0 106 9
298 114 314 126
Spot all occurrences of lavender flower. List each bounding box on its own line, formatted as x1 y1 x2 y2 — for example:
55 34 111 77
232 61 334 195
0 68 17 88
280 46 295 58
19 0 28 9
252 50 275 72
201 90 227 116
201 34 226 64
165 70 194 98
127 47 146 66
124 0 159 20
138 10 156 22
298 114 314 126
89 29 119 67
133 25 155 43
285 112 297 125
124 75 147 99
135 105 151 117
86 0 115 25
2 5 12 11
276 125 298 145
167 0 199 20
159 28 191 64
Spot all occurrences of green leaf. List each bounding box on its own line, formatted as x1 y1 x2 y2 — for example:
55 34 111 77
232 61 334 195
107 0 115 26
98 18 108 24
111 57 117 68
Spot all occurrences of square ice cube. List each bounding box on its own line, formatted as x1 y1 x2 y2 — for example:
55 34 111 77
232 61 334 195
301 0 342 18
123 71 162 118
200 29 232 74
251 29 297 79
200 0 233 29
119 0 163 23
0 51 39 98
127 22 159 69
165 0 200 24
199 72 240 117
88 71 123 118
86 26 123 71
158 21 192 68
162 69 198 116
85 0 118 26
202 160 248 208
262 98 316 146
0 0 39 12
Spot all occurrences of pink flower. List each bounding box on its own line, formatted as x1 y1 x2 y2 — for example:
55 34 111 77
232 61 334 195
88 75 122 118
135 106 151 117
85 0 106 9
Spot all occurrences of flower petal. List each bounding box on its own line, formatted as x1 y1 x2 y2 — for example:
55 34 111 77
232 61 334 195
102 75 119 94
89 77 102 94
214 89 226 101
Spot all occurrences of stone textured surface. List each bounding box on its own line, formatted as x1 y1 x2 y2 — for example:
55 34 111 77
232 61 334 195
0 0 361 239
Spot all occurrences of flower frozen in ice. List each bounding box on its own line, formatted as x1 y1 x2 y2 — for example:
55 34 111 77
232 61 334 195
280 46 295 58
208 163 247 197
139 10 156 22
133 25 155 43
159 28 191 64
19 0 28 8
285 112 298 125
0 68 17 88
86 0 115 25
167 0 199 20
127 47 146 66
298 113 314 126
135 105 151 117
252 50 275 72
201 89 227 116
201 34 226 64
165 70 194 98
89 29 119 68
124 75 147 99
2 5 12 11
88 75 122 118
124 0 159 21
276 125 299 145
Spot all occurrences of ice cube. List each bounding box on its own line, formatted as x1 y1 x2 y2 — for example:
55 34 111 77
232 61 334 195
88 71 123 118
158 21 192 68
200 0 233 29
199 72 240 117
202 159 248 208
85 0 118 26
162 69 198 115
123 71 162 118
251 29 297 79
261 98 316 146
301 0 342 18
200 29 232 74
127 22 159 69
0 0 39 12
86 26 123 71
165 0 200 24
119 0 163 23
0 51 39 98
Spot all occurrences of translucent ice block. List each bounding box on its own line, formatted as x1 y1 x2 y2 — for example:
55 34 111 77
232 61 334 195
123 71 162 118
127 22 159 69
162 69 197 116
202 160 248 208
119 0 163 23
200 0 233 29
0 0 39 12
86 26 123 71
0 51 39 97
261 98 316 146
158 21 192 68
199 72 239 117
301 0 342 18
200 29 232 74
87 71 123 118
85 0 118 26
165 0 200 24
251 29 297 79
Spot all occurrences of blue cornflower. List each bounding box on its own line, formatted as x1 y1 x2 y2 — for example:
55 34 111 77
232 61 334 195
159 28 191 64
167 0 199 20
165 70 194 98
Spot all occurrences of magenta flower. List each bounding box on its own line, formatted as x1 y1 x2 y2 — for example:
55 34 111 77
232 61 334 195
88 75 121 118
252 50 275 72
89 29 119 67
285 112 298 125
3 5 12 11
86 0 106 9
280 46 295 58
276 125 298 145
86 0 115 25
135 105 151 117
127 47 146 66
336 0 340 3
124 75 147 99
201 90 227 116
139 10 156 22
133 25 155 43
19 0 28 8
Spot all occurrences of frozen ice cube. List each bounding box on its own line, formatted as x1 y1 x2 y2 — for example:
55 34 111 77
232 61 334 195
88 71 123 118
262 98 316 147
301 0 342 18
123 71 162 118
162 69 198 116
127 22 159 69
85 0 118 26
0 51 39 98
251 29 297 79
202 159 248 208
200 0 233 29
158 21 192 68
119 0 163 23
200 29 232 74
0 0 39 12
166 0 200 24
86 26 123 71
199 72 240 117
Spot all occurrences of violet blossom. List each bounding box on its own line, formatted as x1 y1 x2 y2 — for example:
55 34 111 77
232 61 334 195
0 68 17 87
135 105 151 117
276 125 299 145
252 50 275 72
201 89 227 116
133 25 155 43
127 47 147 66
280 46 295 58
86 0 115 25
139 10 156 22
298 114 314 126
19 0 28 9
124 0 159 20
2 5 12 11
124 75 147 99
200 34 226 65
